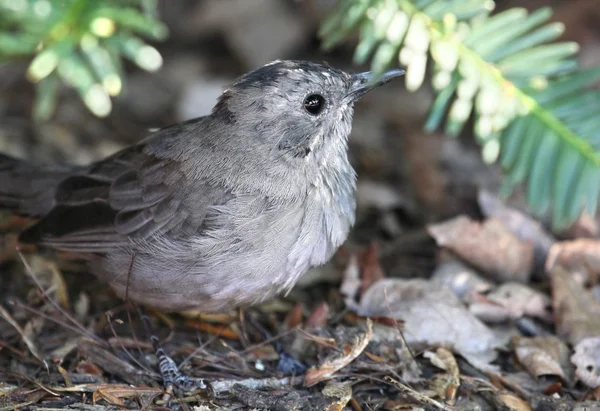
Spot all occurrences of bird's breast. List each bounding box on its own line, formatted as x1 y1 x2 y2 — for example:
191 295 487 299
284 165 356 276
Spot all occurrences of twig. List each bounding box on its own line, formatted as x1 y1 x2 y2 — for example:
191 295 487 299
9 300 105 346
210 376 301 395
178 316 238 369
384 376 455 411
383 285 421 374
239 326 300 355
0 304 47 369
16 251 103 344
105 310 153 374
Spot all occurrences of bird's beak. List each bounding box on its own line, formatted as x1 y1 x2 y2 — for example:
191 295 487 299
346 68 405 102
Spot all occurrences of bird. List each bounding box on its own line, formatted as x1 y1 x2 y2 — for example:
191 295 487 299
0 60 403 314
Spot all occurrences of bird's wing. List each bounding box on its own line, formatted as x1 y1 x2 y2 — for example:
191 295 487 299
20 121 229 252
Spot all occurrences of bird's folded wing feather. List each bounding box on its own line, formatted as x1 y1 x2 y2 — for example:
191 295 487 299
20 138 225 253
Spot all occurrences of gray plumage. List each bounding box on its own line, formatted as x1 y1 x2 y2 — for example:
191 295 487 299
0 60 402 312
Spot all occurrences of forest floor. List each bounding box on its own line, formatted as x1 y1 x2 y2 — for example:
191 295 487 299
1 0 600 409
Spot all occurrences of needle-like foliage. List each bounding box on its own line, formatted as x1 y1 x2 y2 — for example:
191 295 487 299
0 0 168 120
320 0 600 230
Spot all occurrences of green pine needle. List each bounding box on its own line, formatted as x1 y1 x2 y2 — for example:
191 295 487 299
320 0 600 230
0 0 168 120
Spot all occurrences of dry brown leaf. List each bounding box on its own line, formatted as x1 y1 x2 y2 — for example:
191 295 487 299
181 311 237 323
304 319 373 387
423 347 460 403
48 262 70 310
551 266 600 345
93 389 126 406
583 387 600 402
184 319 240 340
289 303 328 361
285 302 303 329
305 302 329 330
470 283 551 323
427 216 534 283
563 212 600 239
478 190 554 267
571 337 600 388
245 344 279 362
513 336 572 382
75 361 104 376
57 365 73 387
546 239 600 283
356 278 503 370
363 350 386 363
358 243 385 295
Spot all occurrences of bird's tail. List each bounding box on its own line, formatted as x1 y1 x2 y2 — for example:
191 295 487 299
0 153 76 217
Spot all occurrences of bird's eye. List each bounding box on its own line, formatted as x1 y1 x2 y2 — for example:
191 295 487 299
303 94 325 115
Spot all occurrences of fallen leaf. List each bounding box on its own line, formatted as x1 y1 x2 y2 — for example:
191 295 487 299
571 336 600 388
48 262 70 310
513 336 572 382
431 259 492 302
559 211 600 240
93 389 126 406
546 239 600 284
285 303 303 329
582 385 600 401
551 266 600 345
427 216 534 283
289 303 328 362
75 361 104 376
363 350 386 363
358 243 385 295
423 347 460 403
305 302 329 330
185 319 239 340
356 278 503 370
470 283 551 323
58 365 73 387
543 381 563 395
478 190 555 268
245 344 279 362
304 319 373 387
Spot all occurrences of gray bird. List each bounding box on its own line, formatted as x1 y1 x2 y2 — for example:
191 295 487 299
0 60 403 313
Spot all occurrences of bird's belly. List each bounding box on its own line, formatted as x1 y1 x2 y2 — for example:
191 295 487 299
95 221 297 312
96 198 353 312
